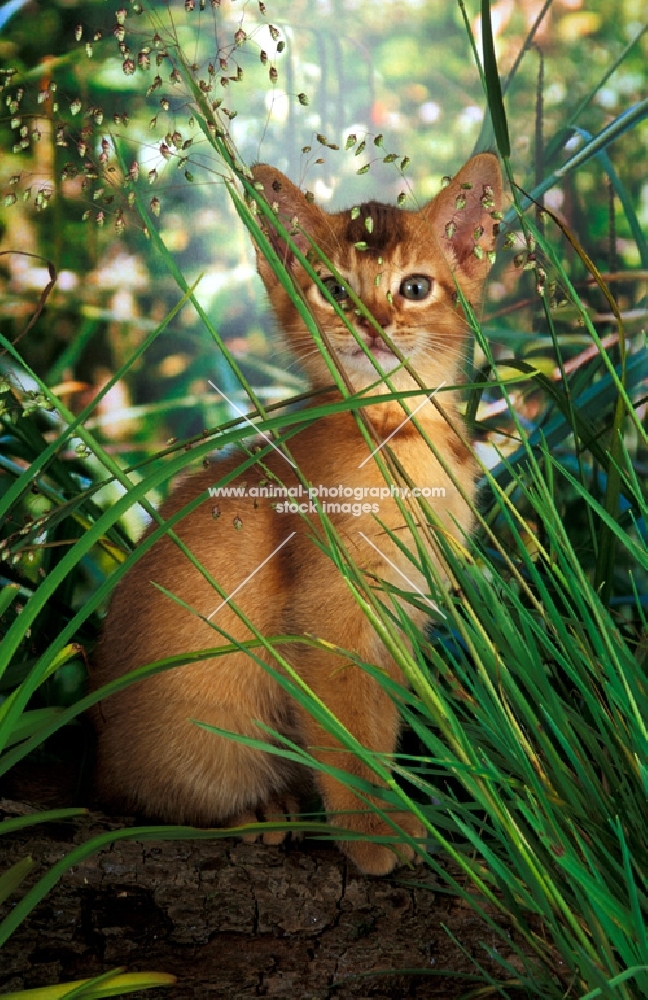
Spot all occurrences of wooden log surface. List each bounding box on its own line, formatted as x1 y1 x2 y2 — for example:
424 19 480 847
1 798 525 999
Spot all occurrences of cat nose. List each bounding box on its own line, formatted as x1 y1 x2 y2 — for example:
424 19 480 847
357 306 392 331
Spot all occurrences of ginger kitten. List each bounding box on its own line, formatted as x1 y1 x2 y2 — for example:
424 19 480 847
92 153 502 875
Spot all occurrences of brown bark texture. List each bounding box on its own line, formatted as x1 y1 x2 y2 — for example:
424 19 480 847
1 798 525 999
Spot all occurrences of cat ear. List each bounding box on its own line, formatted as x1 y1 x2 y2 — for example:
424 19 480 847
249 165 323 278
426 153 503 286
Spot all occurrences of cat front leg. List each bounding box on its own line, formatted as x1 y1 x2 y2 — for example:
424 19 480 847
296 646 425 876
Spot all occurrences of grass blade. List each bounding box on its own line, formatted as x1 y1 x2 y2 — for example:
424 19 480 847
480 0 510 158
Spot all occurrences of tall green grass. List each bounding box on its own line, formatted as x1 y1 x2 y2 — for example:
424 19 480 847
1 0 648 997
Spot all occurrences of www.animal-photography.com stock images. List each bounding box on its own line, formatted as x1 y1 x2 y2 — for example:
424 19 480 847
1 0 647 997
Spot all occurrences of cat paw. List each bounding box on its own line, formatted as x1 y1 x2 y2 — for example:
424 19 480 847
337 811 426 876
229 794 301 846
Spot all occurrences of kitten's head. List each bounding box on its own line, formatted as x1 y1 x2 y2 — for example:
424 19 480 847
250 154 502 393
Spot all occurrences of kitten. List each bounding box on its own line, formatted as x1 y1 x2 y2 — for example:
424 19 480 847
92 153 502 876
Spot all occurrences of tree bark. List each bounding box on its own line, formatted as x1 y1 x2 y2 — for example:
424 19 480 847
1 798 526 999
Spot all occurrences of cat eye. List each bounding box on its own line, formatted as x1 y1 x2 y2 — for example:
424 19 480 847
319 276 349 303
400 274 432 301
